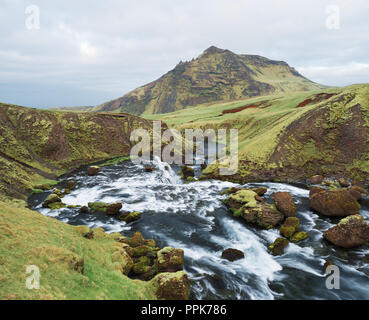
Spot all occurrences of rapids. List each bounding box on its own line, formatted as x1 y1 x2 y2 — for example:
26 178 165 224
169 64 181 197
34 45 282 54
28 158 369 300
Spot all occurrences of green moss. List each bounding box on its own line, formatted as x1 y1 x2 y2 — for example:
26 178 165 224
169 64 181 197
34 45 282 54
88 202 108 212
229 190 258 208
290 231 309 243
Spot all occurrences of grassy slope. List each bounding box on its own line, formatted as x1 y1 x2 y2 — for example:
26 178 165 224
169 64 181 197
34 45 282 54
144 83 369 184
0 200 155 300
0 103 153 200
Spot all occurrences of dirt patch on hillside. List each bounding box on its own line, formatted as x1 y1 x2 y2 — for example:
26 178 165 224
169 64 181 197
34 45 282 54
220 100 270 115
296 93 336 108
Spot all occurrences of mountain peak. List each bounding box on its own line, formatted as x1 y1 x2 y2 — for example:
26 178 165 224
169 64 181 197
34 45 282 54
97 48 325 115
202 46 230 56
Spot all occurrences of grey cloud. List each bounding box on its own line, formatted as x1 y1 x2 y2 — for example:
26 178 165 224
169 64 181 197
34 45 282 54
0 0 368 108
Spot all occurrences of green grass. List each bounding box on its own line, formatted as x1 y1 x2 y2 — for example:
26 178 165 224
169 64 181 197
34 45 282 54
0 201 156 300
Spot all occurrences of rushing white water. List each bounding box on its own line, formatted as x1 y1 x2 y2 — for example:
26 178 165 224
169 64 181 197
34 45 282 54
30 158 369 300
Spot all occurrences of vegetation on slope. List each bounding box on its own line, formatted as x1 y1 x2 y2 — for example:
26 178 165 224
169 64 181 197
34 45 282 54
0 200 156 300
145 83 369 185
0 103 154 200
96 46 325 115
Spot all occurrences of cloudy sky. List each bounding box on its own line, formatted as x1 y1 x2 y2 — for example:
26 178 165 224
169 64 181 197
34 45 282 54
1 0 369 108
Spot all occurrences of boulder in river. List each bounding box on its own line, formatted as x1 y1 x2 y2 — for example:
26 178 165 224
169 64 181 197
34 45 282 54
80 205 89 213
118 211 142 223
180 165 195 180
225 190 284 229
310 175 324 185
149 271 190 300
273 191 296 217
268 238 289 256
42 193 62 208
145 165 154 172
88 202 108 213
290 231 309 243
348 185 368 201
221 248 244 262
309 189 360 217
157 247 184 273
66 180 76 190
309 186 325 198
53 188 64 198
106 202 122 215
280 217 300 238
338 178 350 188
323 215 369 248
87 166 100 176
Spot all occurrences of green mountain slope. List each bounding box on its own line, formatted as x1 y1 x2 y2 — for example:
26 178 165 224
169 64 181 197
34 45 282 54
0 103 153 200
96 46 325 115
145 83 369 185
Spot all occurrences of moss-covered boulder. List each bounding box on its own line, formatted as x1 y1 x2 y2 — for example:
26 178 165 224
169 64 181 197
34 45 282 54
80 205 89 213
225 189 283 229
118 211 142 223
132 245 158 258
180 165 195 180
310 175 324 185
273 191 296 217
48 202 66 210
309 189 360 217
290 231 309 243
53 188 64 198
338 178 350 188
309 186 325 198
268 238 289 256
128 232 146 248
149 271 190 300
132 256 152 275
250 187 268 196
348 185 368 201
106 202 122 215
66 180 76 190
87 166 100 176
157 247 184 273
221 248 244 262
88 202 108 213
42 193 62 208
280 217 300 238
323 215 369 248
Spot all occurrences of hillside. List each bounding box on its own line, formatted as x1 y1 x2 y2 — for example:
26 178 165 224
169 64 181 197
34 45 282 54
96 46 325 115
0 103 154 200
145 83 369 185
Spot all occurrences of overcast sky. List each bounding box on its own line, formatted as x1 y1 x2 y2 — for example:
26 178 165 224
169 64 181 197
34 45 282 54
1 0 368 108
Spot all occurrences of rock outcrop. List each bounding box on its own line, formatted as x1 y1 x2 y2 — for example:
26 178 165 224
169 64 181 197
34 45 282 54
221 248 245 262
309 189 360 217
323 215 369 248
273 192 296 217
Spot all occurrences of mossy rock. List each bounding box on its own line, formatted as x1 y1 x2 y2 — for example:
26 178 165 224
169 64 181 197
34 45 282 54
290 231 309 243
157 247 184 273
88 202 108 213
280 217 300 239
268 238 289 256
42 193 62 208
48 202 66 210
118 211 142 223
128 232 146 248
53 189 64 198
149 271 190 300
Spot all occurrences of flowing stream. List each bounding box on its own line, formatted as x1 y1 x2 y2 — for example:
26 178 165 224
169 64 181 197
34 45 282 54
28 158 369 300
